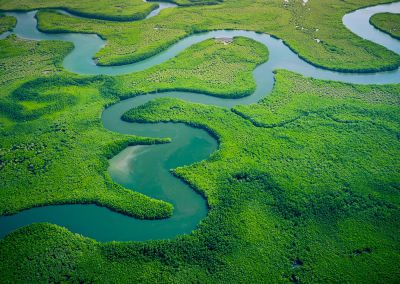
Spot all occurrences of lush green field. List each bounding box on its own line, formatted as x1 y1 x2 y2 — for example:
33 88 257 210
370 12 400 39
0 0 158 21
0 14 15 33
36 0 400 71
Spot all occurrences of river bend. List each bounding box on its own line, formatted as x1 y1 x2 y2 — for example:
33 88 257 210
0 2 399 241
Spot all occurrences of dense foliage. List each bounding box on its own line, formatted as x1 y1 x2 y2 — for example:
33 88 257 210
1 33 400 282
0 37 168 219
163 0 223 6
36 0 400 71
370 12 400 39
2 69 399 282
0 0 224 21
0 14 15 33
122 71 400 283
0 0 158 21
0 35 265 219
233 70 400 128
0 0 399 282
114 37 268 98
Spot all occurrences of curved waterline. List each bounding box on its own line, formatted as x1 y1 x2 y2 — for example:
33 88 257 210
0 2 399 242
343 2 400 55
144 0 177 19
55 0 177 20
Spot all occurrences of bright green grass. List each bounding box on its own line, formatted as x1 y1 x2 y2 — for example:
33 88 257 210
370 12 400 40
0 14 15 33
36 0 400 71
0 0 158 21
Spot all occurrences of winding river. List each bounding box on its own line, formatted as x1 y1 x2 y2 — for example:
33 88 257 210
0 2 399 242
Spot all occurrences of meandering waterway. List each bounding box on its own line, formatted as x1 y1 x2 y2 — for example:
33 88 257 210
0 2 399 241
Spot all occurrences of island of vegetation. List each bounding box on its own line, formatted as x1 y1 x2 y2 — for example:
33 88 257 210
0 14 16 33
370 12 400 39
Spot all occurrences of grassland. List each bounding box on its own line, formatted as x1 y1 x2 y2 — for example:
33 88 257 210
0 14 15 33
0 0 158 21
370 12 400 40
36 0 400 71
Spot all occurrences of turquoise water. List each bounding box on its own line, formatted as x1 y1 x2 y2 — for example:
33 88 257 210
144 1 177 19
0 2 399 242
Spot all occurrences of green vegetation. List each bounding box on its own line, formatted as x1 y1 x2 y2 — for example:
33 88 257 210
122 71 400 282
114 37 268 98
1 0 400 282
1 32 400 281
370 12 400 40
0 0 158 21
233 70 400 129
0 77 174 219
36 0 400 71
0 14 15 33
2 68 399 282
0 35 265 219
0 36 172 219
0 0 223 21
164 0 223 6
0 35 72 92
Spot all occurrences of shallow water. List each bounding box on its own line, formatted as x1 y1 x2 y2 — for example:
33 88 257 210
144 0 177 19
0 2 399 242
